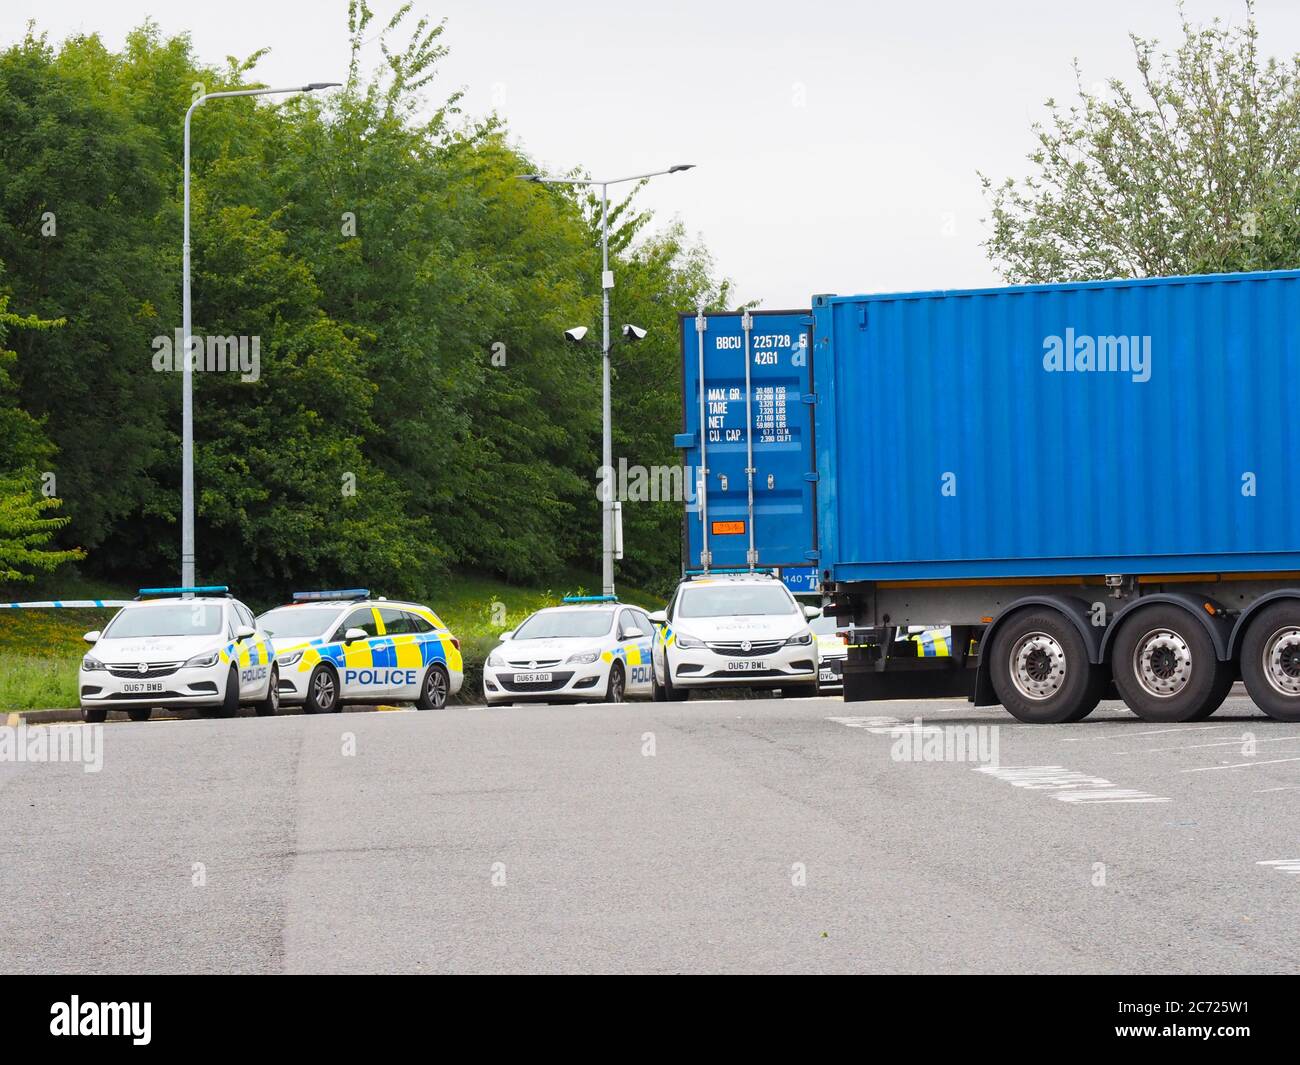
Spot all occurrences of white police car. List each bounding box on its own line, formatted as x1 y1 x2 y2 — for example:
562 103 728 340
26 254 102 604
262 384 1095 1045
482 597 656 705
810 612 847 693
79 586 277 722
256 589 463 713
649 573 821 699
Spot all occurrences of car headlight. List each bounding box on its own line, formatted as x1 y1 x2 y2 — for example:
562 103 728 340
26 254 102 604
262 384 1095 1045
785 631 813 646
566 650 600 665
82 656 105 672
487 652 504 668
675 632 705 649
184 650 221 668
276 650 304 667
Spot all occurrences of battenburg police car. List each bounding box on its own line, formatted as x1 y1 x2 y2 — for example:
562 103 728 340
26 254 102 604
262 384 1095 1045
482 597 657 705
79 586 277 723
256 590 463 712
649 573 821 699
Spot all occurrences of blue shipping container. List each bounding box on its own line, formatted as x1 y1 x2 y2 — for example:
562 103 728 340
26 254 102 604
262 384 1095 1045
811 270 1300 582
677 310 818 570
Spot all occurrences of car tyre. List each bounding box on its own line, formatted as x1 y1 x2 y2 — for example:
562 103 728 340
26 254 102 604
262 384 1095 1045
254 667 280 717
303 664 340 714
417 664 450 710
605 662 626 704
81 706 107 724
126 708 151 722
214 665 240 718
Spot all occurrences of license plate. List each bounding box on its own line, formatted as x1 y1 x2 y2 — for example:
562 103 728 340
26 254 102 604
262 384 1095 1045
121 681 163 694
725 660 766 672
819 669 837 682
514 672 553 684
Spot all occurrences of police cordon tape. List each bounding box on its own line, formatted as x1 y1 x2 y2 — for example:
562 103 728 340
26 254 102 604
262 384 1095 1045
2 600 132 609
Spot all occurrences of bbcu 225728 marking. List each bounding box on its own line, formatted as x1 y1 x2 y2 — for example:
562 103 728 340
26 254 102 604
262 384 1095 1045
344 668 418 687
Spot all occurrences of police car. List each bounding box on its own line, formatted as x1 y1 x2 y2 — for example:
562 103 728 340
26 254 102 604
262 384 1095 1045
256 590 463 712
649 573 821 699
809 613 848 693
79 586 277 723
482 596 656 705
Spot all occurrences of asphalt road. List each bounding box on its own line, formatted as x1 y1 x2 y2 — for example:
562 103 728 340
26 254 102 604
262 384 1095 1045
1 694 1297 974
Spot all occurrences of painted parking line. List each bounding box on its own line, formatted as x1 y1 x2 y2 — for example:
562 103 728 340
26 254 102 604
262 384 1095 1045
1257 859 1300 877
1182 756 1300 773
974 764 1170 804
1060 724 1234 742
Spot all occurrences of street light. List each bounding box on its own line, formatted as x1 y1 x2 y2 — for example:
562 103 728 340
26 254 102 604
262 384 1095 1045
179 81 341 590
519 164 696 595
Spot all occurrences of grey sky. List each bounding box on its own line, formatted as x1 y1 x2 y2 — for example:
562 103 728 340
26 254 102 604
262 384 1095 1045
7 1 1298 307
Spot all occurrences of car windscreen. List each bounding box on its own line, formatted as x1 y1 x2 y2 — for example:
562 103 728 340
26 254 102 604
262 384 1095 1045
257 607 340 639
513 610 612 639
677 584 797 619
103 604 225 638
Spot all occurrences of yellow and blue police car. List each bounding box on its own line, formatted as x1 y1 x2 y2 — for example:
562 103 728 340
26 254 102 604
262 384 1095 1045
482 596 656 705
79 586 277 722
256 590 463 712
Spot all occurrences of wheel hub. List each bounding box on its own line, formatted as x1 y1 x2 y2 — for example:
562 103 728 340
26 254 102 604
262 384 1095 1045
1264 628 1300 696
1134 629 1193 698
1010 632 1067 700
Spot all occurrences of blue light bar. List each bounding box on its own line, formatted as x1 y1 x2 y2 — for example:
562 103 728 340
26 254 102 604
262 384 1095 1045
292 589 370 602
137 585 229 597
562 594 618 603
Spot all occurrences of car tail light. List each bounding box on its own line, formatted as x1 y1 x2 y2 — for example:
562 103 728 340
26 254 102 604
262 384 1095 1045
451 637 460 651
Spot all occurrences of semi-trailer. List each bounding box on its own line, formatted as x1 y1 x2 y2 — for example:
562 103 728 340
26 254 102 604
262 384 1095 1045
677 270 1300 723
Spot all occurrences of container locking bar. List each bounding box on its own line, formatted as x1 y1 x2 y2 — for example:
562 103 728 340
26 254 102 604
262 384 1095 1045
695 308 711 570
741 310 758 570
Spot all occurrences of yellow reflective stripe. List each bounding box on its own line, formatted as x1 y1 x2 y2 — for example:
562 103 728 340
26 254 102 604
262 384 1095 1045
443 637 462 673
371 607 386 636
393 634 423 669
625 646 643 666
344 640 373 670
932 636 949 656
237 645 251 668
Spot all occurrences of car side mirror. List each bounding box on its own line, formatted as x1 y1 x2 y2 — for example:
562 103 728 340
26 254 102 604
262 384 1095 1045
622 627 648 640
803 605 821 619
235 625 256 640
499 630 514 641
83 630 101 644
648 610 668 625
344 627 368 644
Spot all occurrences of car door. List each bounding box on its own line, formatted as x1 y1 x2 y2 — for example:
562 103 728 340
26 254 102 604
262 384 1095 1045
230 601 270 698
618 609 654 695
332 606 382 699
378 608 423 698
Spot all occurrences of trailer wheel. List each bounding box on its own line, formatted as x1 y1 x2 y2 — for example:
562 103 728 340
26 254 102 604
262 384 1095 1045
1111 605 1230 722
1240 602 1300 722
989 610 1105 723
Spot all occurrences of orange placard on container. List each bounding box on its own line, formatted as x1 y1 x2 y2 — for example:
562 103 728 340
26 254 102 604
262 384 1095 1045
711 520 746 535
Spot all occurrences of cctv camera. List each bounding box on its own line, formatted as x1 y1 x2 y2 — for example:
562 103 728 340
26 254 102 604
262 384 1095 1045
564 326 589 343
621 324 647 341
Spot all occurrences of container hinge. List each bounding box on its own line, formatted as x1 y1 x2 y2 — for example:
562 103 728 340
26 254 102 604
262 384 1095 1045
799 315 815 326
745 548 760 566
802 472 819 482
804 550 820 561
801 393 817 405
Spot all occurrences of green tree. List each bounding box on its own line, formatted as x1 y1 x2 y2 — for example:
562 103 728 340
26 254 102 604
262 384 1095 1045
982 1 1300 282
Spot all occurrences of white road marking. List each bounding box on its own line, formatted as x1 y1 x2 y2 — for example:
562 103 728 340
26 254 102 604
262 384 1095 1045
1255 784 1300 793
974 764 1170 804
1183 757 1300 773
1119 734 1300 754
1061 725 1233 742
1257 859 1300 876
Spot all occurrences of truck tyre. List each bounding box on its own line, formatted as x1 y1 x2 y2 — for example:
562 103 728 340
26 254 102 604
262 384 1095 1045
303 664 340 714
416 664 449 710
1240 601 1300 722
81 706 107 724
214 665 240 718
989 609 1105 723
1112 605 1230 722
254 667 280 717
127 708 152 722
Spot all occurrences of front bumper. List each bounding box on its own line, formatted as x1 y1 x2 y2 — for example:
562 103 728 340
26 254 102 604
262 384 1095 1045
664 641 818 690
482 658 613 704
818 656 846 691
79 661 228 709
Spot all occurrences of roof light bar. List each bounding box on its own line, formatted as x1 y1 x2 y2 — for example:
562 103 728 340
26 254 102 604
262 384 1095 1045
291 589 370 602
561 594 619 604
137 585 230 598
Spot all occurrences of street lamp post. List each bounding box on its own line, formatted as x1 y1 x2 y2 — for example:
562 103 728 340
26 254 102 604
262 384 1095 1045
180 82 339 589
518 164 695 596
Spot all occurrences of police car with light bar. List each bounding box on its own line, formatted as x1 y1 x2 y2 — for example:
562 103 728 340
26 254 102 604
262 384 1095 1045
649 572 821 699
256 589 463 712
482 596 657 705
79 586 277 722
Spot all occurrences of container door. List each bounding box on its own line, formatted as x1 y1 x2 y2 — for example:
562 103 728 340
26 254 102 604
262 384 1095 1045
678 310 817 571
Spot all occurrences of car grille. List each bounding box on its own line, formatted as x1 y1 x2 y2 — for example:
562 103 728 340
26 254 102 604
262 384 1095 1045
107 691 184 700
499 671 575 692
706 640 785 656
506 659 562 668
106 662 181 679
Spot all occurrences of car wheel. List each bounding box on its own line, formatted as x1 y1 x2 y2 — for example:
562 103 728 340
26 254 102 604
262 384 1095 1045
778 680 820 699
254 667 280 717
660 653 687 701
214 665 240 718
81 706 107 724
303 664 339 714
417 664 450 710
605 662 626 704
1240 601 1300 721
126 708 151 722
